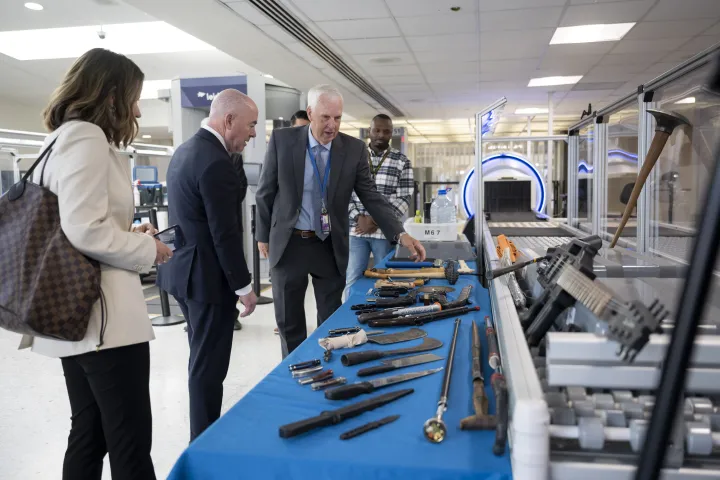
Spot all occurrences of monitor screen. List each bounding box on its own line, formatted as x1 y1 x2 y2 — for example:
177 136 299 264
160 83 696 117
245 162 262 186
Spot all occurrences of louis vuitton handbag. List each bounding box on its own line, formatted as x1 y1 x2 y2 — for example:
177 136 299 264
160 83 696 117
0 138 101 341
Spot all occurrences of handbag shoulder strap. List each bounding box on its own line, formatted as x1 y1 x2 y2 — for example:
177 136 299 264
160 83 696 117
22 137 58 186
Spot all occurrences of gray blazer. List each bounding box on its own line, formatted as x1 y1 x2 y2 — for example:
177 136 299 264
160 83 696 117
255 125 403 273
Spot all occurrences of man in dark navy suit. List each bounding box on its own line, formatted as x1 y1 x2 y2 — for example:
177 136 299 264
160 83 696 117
230 151 248 332
158 89 258 441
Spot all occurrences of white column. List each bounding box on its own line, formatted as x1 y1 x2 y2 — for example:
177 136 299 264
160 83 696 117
527 116 532 165
244 74 268 278
547 92 554 216
169 79 206 148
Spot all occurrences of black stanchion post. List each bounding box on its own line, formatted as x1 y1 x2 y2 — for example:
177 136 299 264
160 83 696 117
251 205 273 305
148 208 185 326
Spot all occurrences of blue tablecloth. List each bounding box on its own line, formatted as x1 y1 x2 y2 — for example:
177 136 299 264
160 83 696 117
168 256 513 480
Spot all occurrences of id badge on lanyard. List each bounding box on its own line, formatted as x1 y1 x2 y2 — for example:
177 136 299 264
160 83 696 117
320 202 331 235
308 145 332 235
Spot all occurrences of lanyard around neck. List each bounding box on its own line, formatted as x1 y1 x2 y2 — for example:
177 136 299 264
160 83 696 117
369 148 390 177
307 145 331 198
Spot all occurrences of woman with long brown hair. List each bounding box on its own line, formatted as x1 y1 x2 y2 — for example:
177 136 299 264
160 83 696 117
19 48 172 479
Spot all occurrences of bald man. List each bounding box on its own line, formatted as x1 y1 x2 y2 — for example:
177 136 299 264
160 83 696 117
158 89 258 441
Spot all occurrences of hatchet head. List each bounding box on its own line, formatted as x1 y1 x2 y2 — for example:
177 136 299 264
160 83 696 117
648 108 691 135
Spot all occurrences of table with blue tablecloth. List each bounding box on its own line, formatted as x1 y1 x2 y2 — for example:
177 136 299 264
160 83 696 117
168 255 513 480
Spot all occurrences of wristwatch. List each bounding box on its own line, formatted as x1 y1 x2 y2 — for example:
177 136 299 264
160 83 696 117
394 231 408 243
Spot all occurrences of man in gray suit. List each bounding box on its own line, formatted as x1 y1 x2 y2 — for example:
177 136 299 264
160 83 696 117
255 84 426 357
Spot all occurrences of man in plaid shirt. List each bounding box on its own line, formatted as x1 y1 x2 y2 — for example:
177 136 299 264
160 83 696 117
345 114 414 298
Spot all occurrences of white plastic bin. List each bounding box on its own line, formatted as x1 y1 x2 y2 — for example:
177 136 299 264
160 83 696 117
403 218 460 242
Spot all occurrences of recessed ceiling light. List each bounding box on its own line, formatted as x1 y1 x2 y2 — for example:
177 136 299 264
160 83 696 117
24 2 43 10
528 76 583 87
369 57 402 64
550 23 635 45
141 134 152 139
0 22 214 60
675 97 695 104
262 73 274 78
515 107 549 115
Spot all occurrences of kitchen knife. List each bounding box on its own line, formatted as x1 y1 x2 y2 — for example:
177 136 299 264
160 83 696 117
357 353 444 377
340 337 443 367
325 368 443 400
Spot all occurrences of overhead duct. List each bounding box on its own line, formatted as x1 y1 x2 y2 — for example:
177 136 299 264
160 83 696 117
235 0 404 117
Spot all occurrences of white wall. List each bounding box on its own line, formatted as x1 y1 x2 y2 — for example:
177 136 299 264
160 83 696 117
0 99 45 132
138 99 171 129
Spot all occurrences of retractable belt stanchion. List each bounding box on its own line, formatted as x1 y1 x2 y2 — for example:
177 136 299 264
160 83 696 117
148 208 186 326
251 204 273 305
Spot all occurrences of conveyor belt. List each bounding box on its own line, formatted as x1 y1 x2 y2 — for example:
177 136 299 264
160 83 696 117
491 223 689 278
488 226 570 236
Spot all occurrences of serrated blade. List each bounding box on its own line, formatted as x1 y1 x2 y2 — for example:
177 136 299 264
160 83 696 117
369 367 443 389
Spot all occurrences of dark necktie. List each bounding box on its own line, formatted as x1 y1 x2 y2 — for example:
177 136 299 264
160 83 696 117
312 144 328 240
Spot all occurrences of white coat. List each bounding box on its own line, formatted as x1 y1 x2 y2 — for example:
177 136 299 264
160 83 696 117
19 120 157 358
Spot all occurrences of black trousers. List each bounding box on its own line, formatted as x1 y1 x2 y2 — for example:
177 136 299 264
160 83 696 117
175 295 236 441
61 342 155 480
271 234 344 357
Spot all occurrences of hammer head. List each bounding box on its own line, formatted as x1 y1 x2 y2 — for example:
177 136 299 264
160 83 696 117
648 108 691 135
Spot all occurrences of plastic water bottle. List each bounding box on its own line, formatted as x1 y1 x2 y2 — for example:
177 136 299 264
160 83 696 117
430 189 455 224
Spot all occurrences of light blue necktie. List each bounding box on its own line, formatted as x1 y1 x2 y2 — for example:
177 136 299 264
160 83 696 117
312 145 328 240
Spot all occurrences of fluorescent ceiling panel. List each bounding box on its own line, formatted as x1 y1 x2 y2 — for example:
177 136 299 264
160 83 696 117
515 107 549 114
0 22 215 60
550 23 635 44
675 97 696 104
528 76 583 87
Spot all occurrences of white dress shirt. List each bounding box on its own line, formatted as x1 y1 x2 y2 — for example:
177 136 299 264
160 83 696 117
201 125 253 297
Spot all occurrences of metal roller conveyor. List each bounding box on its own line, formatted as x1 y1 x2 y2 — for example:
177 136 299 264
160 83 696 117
481 215 720 478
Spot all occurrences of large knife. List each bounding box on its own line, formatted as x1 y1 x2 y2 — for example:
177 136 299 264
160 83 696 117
325 368 443 400
357 353 443 377
278 389 414 438
341 337 443 366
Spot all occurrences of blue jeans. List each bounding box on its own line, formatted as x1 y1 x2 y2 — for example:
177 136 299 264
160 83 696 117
344 236 393 301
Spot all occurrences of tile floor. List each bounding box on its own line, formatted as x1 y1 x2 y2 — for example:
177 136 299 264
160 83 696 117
0 283 319 479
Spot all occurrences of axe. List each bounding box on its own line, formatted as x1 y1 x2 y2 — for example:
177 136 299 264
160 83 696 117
609 108 691 248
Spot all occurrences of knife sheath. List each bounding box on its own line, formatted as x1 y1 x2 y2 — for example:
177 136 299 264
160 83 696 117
278 389 414 438
366 328 427 345
341 338 442 366
339 415 400 440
